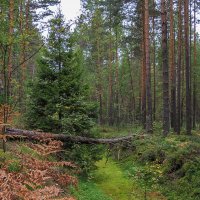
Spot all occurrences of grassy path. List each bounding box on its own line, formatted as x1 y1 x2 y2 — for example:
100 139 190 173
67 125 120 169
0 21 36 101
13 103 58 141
72 157 166 200
94 158 144 200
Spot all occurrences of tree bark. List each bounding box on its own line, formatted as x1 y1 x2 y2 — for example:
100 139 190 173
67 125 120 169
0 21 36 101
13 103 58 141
184 0 191 135
169 0 176 131
108 7 114 126
128 51 136 124
152 0 156 121
141 1 146 128
193 0 197 129
8 0 14 90
177 0 182 134
141 42 146 128
161 0 170 136
5 128 137 144
95 10 103 125
144 0 153 133
115 30 120 126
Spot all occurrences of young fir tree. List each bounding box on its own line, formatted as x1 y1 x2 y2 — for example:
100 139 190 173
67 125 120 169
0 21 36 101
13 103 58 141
25 10 97 136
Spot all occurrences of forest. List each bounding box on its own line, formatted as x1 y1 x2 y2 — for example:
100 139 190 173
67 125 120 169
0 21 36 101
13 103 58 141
0 0 200 199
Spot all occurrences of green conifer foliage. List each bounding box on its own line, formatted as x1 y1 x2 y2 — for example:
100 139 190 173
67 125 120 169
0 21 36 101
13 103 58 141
25 10 97 136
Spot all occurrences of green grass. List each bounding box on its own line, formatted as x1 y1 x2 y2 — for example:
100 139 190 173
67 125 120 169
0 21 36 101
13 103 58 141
115 129 200 200
71 179 112 200
91 125 200 200
93 158 144 200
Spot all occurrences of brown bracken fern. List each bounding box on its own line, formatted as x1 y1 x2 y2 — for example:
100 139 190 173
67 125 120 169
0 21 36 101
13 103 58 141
0 140 77 200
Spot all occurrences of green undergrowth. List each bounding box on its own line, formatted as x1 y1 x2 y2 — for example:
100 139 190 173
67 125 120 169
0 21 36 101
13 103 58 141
92 125 142 138
109 126 200 200
93 158 144 200
71 179 112 200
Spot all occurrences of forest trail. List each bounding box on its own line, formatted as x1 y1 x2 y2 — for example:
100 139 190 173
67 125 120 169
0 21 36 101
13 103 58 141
94 158 166 200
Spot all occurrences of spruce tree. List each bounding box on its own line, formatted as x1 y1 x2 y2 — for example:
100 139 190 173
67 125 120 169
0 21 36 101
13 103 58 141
26 10 96 136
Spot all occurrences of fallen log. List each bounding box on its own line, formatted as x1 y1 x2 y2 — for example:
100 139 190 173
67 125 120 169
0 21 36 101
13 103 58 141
5 128 136 144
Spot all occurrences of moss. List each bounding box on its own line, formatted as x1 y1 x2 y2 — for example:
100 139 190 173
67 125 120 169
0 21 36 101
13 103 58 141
93 158 145 200
71 179 112 200
112 128 200 200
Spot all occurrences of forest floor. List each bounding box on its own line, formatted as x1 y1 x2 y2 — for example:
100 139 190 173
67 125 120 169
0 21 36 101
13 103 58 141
0 141 78 200
73 125 200 200
1 125 200 200
94 158 166 200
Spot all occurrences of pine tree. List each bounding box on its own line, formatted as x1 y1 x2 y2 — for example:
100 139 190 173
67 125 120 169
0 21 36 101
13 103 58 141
184 0 191 135
161 0 170 136
144 0 153 133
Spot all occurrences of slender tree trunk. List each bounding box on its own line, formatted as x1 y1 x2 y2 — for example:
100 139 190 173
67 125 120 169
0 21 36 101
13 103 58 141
161 0 170 136
193 0 197 129
108 1 114 126
128 52 136 124
169 0 176 131
177 0 182 134
22 0 30 81
2 48 8 152
19 0 25 110
2 0 15 152
115 30 120 126
97 62 103 126
144 0 153 133
141 42 146 128
152 0 156 121
184 0 191 135
141 2 146 129
8 0 14 97
19 0 30 112
189 0 193 127
181 44 185 127
108 32 114 126
96 16 103 125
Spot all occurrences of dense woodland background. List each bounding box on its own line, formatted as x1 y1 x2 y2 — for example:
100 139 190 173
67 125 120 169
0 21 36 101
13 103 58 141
0 0 200 135
0 0 200 199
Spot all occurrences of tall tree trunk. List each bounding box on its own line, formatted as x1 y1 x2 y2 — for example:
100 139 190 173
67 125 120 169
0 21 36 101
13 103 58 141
184 0 191 135
141 41 146 128
189 0 193 127
181 44 185 127
115 30 120 126
19 0 25 110
177 0 182 134
22 0 30 81
152 0 156 121
169 0 176 131
96 15 103 125
108 32 114 126
108 1 114 126
161 0 170 136
3 0 15 152
20 0 30 112
8 0 14 90
144 0 153 133
141 1 146 128
193 0 197 129
2 48 8 152
129 52 136 124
